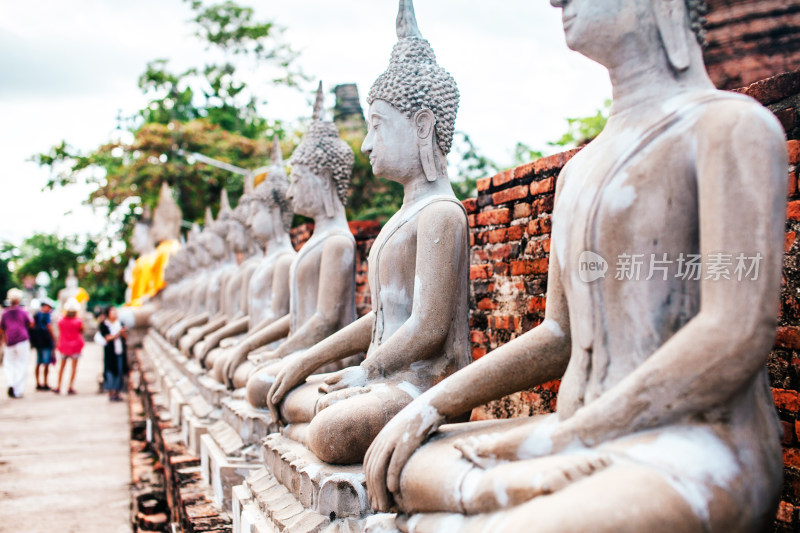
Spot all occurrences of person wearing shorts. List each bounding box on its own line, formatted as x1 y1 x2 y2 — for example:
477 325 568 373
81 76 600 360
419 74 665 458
31 299 55 390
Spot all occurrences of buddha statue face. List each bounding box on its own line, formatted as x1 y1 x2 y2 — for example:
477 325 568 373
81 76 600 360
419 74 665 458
363 99 437 185
132 220 153 256
203 231 228 261
551 0 702 72
287 164 328 219
551 0 653 67
226 218 250 254
247 202 274 246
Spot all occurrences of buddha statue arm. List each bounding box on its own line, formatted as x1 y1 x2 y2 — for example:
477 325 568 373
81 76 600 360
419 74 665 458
247 255 293 335
365 251 572 510
243 255 295 337
526 103 789 453
224 314 291 376
365 173 574 512
197 315 250 361
268 312 375 409
268 236 356 359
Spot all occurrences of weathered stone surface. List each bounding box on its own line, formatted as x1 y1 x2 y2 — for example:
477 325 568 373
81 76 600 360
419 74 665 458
261 435 368 520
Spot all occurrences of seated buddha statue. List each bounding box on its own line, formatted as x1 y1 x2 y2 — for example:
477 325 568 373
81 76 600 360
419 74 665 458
201 138 297 373
363 0 788 531
245 0 471 466
219 83 359 390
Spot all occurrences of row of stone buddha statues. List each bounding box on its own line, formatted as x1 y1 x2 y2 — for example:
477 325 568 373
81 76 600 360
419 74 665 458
140 0 789 530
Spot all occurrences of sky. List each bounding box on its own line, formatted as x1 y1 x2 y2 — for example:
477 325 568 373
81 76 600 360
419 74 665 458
0 0 610 246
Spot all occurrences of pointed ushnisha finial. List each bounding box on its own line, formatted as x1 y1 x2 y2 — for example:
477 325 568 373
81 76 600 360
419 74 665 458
271 134 283 165
204 207 214 227
312 81 324 121
219 188 232 216
397 0 422 40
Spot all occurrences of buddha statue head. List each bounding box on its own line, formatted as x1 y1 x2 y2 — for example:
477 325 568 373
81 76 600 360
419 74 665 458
288 82 354 219
249 135 294 246
131 205 154 256
164 253 184 284
228 173 257 254
550 0 708 76
183 223 203 271
65 268 78 291
205 189 233 261
364 0 459 184
151 182 183 245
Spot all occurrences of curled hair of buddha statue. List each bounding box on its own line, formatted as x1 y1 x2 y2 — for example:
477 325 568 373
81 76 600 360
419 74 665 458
367 0 460 157
289 82 355 206
685 0 708 46
254 134 294 232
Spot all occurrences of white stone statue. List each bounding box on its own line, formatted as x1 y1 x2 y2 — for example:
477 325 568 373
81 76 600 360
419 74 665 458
244 0 471 466
363 0 788 531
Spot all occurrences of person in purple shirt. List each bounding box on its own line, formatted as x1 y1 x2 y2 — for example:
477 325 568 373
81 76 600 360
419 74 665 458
1 288 33 398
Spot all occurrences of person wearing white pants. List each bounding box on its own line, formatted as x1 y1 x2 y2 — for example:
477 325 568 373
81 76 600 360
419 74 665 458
3 340 30 398
1 288 33 398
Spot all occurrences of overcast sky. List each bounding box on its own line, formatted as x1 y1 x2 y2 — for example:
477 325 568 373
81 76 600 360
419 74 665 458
0 0 610 245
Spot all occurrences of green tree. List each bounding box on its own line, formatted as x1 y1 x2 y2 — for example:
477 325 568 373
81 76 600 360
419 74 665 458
32 0 305 303
450 132 497 200
549 99 611 149
0 256 12 302
6 234 86 298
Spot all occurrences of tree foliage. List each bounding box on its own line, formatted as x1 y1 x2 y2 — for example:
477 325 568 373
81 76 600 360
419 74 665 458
1 234 87 298
549 99 611 148
512 99 611 167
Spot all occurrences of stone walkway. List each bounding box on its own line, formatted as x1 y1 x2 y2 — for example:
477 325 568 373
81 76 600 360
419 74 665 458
0 342 130 533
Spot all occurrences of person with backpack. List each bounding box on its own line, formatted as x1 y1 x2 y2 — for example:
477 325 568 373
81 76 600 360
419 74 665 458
31 299 55 391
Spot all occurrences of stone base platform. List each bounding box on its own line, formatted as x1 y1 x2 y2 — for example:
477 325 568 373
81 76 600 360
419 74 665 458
222 397 277 446
141 327 400 532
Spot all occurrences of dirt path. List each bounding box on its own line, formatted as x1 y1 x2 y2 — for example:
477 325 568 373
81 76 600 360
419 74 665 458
0 341 130 533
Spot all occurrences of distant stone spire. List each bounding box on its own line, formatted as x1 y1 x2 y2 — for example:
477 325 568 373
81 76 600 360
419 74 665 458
312 81 324 120
271 134 283 166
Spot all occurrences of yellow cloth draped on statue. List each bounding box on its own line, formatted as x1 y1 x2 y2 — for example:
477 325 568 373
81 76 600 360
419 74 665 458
128 239 181 307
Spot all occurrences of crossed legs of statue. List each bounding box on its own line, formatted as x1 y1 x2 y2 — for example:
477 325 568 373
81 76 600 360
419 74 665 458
247 358 415 464
390 417 771 533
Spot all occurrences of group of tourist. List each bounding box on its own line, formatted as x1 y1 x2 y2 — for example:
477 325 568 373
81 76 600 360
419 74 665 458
0 288 128 401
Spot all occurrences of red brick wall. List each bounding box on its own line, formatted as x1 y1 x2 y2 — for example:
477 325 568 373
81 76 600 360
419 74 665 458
290 220 381 318
705 0 800 90
467 70 800 531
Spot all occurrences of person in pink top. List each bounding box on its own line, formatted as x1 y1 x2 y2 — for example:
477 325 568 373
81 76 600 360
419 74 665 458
55 298 84 395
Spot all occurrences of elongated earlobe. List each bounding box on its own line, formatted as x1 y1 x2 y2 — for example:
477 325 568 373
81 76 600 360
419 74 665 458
415 109 440 182
320 173 335 218
419 138 438 182
653 0 691 73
